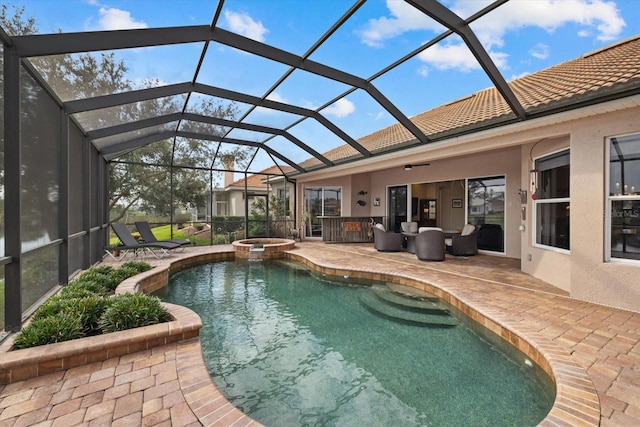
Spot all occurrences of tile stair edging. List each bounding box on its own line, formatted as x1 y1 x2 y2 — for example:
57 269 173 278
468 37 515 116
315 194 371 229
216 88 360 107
285 251 601 427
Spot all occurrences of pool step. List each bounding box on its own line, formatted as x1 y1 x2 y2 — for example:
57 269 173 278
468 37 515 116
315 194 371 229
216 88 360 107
359 287 457 327
372 284 449 315
385 283 440 301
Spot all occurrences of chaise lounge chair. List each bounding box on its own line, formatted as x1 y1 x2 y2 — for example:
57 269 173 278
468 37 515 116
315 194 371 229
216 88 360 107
135 221 191 249
105 223 182 260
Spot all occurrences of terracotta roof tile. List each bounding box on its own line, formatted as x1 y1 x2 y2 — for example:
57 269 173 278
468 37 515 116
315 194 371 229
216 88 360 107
228 165 294 188
315 35 640 164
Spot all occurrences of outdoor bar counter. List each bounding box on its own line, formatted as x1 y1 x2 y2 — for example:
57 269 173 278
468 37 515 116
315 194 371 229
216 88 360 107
321 216 382 243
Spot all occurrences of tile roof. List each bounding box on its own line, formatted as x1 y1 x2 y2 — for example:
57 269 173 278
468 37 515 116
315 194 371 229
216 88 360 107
301 34 640 167
228 165 294 189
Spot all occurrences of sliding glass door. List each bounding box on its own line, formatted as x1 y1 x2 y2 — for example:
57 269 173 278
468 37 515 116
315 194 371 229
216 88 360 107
387 185 408 232
304 187 341 238
467 176 505 252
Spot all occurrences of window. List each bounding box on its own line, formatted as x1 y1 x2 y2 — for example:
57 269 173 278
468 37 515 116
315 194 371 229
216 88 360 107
533 150 570 250
304 187 342 237
277 188 291 217
608 134 640 261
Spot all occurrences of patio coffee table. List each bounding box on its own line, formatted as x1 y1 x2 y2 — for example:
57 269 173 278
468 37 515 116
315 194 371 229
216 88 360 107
402 232 419 253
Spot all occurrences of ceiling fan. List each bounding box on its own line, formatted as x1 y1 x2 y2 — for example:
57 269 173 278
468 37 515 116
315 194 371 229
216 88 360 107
403 162 430 170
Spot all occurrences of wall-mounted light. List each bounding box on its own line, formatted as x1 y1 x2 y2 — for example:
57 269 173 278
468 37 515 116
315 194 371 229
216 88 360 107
356 200 367 206
357 190 368 195
403 162 430 170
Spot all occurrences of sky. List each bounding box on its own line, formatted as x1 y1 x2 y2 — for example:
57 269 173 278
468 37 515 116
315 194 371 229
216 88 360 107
4 0 640 172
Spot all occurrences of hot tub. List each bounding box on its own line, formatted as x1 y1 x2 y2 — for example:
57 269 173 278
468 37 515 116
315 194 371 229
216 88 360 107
232 238 296 259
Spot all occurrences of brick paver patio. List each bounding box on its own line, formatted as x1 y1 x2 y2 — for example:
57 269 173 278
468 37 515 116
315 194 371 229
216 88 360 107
0 242 638 426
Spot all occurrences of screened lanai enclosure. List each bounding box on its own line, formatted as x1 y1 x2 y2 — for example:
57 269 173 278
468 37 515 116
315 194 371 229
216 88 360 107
0 0 532 334
2 0 632 335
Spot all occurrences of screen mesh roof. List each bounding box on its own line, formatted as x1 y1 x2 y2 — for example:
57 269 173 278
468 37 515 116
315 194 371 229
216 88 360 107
3 0 640 177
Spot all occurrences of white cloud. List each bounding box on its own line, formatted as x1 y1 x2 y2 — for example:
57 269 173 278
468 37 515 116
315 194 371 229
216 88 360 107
266 92 287 103
224 10 268 42
509 71 531 81
469 0 625 45
95 7 147 30
255 92 288 114
322 98 355 118
418 42 483 72
358 0 625 71
356 0 441 47
530 43 549 60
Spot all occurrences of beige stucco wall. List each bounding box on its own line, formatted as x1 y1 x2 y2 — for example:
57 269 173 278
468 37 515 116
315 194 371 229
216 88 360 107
299 147 522 258
519 137 572 292
567 108 640 311
369 148 522 258
295 98 640 311
228 191 244 216
515 106 640 309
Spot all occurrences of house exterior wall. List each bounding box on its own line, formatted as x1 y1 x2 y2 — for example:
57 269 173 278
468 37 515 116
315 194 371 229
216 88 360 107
298 148 522 258
298 176 353 219
511 106 640 309
228 191 245 216
367 148 522 258
295 99 640 312
567 107 640 310
520 137 572 292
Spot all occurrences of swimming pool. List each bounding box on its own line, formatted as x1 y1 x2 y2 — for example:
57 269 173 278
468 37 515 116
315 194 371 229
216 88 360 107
159 259 554 426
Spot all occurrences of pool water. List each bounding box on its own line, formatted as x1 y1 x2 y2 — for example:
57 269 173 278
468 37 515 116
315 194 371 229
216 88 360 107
159 259 554 427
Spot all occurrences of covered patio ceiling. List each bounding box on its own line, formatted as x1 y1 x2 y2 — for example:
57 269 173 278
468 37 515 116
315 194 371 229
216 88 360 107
2 0 634 177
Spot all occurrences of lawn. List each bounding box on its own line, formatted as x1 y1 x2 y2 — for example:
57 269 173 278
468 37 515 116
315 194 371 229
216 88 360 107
109 224 211 246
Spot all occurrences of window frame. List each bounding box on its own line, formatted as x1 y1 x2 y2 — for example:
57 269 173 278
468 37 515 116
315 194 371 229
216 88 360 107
303 186 343 238
605 133 640 263
532 148 571 254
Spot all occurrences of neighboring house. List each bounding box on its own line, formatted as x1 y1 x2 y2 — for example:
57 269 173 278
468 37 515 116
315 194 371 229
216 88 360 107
469 198 491 216
220 165 295 217
286 34 640 312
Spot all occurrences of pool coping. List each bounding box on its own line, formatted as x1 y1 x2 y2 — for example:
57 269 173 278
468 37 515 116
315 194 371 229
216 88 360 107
0 248 599 426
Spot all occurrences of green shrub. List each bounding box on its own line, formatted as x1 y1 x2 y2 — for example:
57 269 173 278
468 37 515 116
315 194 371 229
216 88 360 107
58 286 98 299
99 293 172 333
75 269 120 291
110 267 137 285
12 314 84 350
88 265 115 276
31 295 111 335
74 262 151 292
31 295 69 321
62 279 111 297
75 295 112 335
11 261 157 350
121 261 152 274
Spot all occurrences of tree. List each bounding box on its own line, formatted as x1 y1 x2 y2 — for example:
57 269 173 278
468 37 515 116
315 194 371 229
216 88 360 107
1 5 253 224
249 194 289 237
